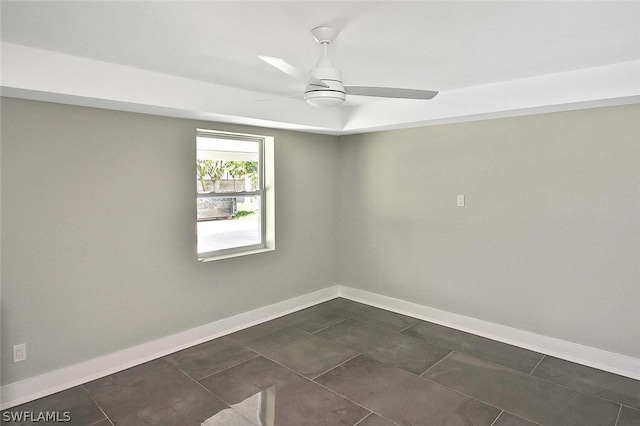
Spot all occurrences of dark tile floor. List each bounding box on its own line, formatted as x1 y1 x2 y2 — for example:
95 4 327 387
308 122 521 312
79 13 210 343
2 298 640 425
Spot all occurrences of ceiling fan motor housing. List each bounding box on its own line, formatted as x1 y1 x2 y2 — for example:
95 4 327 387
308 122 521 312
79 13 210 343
305 66 346 107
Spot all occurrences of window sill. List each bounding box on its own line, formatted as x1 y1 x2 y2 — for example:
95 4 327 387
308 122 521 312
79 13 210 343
198 246 274 262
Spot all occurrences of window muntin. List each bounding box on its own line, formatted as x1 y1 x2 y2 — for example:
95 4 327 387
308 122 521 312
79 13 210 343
196 130 273 260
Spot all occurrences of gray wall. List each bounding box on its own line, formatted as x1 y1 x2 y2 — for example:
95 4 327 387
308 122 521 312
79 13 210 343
338 105 640 359
2 98 639 387
0 98 340 384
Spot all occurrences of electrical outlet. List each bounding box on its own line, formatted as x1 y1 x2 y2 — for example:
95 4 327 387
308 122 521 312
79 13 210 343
13 343 26 363
457 194 465 207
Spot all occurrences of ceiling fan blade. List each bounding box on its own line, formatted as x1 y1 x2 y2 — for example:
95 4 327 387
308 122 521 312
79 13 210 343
259 55 328 88
345 86 438 100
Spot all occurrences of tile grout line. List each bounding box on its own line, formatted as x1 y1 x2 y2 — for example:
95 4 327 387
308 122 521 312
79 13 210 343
352 413 372 426
419 350 454 377
82 383 115 426
620 402 640 410
419 372 506 419
87 419 113 426
228 341 352 388
162 358 219 393
310 318 347 334
352 411 400 426
501 409 545 426
614 404 622 426
311 352 362 381
397 320 420 334
164 342 261 382
528 354 546 375
489 410 504 426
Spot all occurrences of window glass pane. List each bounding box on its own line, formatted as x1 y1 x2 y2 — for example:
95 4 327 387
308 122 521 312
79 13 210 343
196 137 260 194
197 195 262 253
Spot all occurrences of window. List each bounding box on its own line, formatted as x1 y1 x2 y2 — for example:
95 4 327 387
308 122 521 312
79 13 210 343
196 129 274 261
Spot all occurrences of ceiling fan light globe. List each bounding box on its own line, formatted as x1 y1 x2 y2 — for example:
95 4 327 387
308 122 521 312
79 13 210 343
305 92 346 107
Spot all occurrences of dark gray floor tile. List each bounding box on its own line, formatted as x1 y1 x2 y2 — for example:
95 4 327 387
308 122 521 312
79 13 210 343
1 386 105 426
425 351 619 426
492 411 540 426
242 326 358 378
9 300 638 426
279 304 346 332
316 318 450 374
531 356 640 409
227 317 291 345
317 298 420 332
201 356 369 425
84 358 229 425
617 406 640 426
316 354 500 426
164 336 258 380
356 413 399 425
403 320 543 373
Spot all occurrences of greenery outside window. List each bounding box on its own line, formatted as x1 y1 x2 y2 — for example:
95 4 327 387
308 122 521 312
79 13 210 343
196 129 274 261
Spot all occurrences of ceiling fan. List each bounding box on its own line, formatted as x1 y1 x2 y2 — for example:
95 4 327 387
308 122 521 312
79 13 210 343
259 26 438 108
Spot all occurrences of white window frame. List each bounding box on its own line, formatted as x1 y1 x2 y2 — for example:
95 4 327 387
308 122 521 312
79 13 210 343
196 129 275 261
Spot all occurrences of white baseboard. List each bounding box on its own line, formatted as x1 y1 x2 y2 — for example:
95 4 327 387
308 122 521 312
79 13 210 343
3 285 639 410
337 286 640 381
0 286 340 410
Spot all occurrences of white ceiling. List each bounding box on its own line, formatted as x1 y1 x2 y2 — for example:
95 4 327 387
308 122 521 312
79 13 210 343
1 1 639 135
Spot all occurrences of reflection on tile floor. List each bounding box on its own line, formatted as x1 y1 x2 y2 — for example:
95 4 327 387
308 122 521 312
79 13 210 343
3 298 640 425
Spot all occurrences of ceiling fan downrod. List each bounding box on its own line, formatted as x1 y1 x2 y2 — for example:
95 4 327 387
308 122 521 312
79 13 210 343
305 27 346 107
